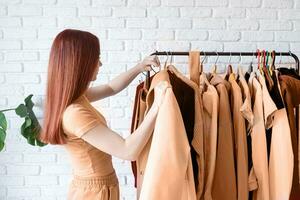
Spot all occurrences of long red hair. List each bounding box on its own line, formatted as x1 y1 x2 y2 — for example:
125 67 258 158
40 29 100 144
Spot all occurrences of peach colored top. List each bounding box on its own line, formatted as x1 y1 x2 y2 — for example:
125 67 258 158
62 95 115 178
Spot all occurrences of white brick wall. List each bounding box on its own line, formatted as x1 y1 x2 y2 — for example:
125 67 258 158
0 0 300 199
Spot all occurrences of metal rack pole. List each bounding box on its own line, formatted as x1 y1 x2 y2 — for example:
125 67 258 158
150 51 299 73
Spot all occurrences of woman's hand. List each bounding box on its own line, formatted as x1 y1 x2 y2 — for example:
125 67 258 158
153 81 169 108
137 55 161 73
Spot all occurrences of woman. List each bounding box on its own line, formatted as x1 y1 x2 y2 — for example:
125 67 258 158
40 29 167 199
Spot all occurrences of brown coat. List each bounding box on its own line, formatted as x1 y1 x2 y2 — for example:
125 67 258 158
210 74 237 200
279 74 300 199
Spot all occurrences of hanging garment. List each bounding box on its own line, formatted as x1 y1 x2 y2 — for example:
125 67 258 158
278 67 300 80
247 72 270 200
130 83 146 188
279 74 300 200
228 73 249 200
167 64 205 199
130 75 155 194
200 73 219 200
134 72 197 199
139 69 196 200
237 67 255 200
238 67 254 132
210 74 237 200
168 70 198 185
258 71 293 200
62 95 119 200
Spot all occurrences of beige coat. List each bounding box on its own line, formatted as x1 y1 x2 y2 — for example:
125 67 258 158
167 64 205 199
228 74 249 200
200 73 219 200
257 71 293 200
248 72 270 200
139 70 196 200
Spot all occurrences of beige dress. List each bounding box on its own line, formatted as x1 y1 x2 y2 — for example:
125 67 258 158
62 95 119 200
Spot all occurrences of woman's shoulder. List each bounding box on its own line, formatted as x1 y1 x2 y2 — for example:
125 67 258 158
63 96 87 116
62 96 97 133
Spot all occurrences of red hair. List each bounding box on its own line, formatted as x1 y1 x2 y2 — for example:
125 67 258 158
40 29 100 144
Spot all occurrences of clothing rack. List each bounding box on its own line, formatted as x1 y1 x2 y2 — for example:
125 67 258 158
149 51 299 73
148 50 300 134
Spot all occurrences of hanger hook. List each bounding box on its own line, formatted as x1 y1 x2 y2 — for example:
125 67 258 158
279 52 282 65
164 51 169 70
201 51 207 65
228 52 232 64
214 51 219 65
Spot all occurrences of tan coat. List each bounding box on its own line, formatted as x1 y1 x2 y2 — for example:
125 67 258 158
210 74 237 200
139 70 197 200
228 74 248 200
258 71 293 200
248 72 270 200
200 73 219 200
167 65 205 199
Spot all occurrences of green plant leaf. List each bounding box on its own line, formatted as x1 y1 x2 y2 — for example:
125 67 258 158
15 104 28 118
0 128 6 152
0 112 7 131
0 128 6 144
27 135 35 146
36 139 47 147
25 116 32 128
24 94 34 110
0 141 4 151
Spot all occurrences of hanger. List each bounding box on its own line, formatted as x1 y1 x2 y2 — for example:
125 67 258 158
225 52 233 80
163 51 170 70
237 52 243 79
200 51 207 74
212 51 219 74
261 50 274 90
257 49 264 75
142 50 160 91
170 51 174 66
279 51 282 66
289 50 293 70
271 50 276 73
268 50 274 75
167 51 176 73
247 53 254 74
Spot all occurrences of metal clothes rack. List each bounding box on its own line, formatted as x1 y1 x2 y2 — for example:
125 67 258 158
149 51 299 73
148 50 300 133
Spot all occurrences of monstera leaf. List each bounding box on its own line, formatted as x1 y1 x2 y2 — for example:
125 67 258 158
15 95 47 147
0 112 7 151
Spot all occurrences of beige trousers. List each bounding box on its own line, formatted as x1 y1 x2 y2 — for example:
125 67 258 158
67 171 120 200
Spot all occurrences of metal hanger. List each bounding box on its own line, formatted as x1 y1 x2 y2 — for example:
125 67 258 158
212 51 219 74
247 53 254 74
163 51 170 70
200 51 207 73
227 52 233 75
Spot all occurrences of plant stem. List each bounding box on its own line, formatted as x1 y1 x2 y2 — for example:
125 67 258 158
0 108 16 112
